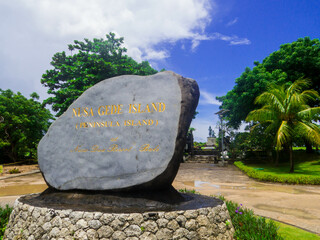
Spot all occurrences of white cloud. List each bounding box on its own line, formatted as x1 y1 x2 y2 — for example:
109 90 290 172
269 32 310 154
211 32 251 46
0 0 215 99
190 33 210 51
190 32 251 51
191 117 219 142
18 0 213 62
229 38 251 45
0 0 250 103
200 90 221 105
226 17 238 26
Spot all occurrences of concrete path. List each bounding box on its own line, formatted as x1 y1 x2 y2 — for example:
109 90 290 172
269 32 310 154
0 172 47 207
173 163 320 235
0 163 319 234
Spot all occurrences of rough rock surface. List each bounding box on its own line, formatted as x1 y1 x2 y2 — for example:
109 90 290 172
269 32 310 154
18 188 221 213
38 71 199 191
4 195 234 240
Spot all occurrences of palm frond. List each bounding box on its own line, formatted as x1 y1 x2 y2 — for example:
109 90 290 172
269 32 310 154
287 79 311 95
276 121 292 150
246 108 278 122
265 119 282 134
295 121 320 146
300 89 320 103
248 122 262 132
286 92 302 114
247 78 319 152
297 107 320 121
255 91 285 113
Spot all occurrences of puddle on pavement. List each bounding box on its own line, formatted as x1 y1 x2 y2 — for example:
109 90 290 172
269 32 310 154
182 181 195 187
194 181 220 189
0 184 47 197
182 180 255 191
181 180 320 195
254 204 318 220
248 183 319 195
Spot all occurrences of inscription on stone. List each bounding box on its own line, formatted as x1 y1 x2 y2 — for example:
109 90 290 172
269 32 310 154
38 71 199 191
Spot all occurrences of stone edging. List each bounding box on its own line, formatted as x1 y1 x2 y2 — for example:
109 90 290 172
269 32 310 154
0 170 41 181
4 195 234 240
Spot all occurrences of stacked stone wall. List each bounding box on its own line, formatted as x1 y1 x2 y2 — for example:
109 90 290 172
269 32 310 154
5 197 234 240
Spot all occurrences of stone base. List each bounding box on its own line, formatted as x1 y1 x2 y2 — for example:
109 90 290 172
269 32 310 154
4 192 234 240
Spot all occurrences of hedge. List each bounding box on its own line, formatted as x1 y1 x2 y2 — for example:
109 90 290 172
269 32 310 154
234 161 320 185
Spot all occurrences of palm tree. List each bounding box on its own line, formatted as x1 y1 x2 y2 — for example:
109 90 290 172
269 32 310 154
246 79 320 172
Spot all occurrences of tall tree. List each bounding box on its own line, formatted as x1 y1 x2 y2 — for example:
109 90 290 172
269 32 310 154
218 37 320 129
41 33 157 116
0 89 54 162
246 80 320 172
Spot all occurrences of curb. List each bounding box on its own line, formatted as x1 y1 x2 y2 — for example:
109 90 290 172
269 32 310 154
0 170 41 180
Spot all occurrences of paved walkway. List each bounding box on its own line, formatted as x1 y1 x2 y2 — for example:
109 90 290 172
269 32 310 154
0 163 319 234
0 172 47 207
173 163 320 235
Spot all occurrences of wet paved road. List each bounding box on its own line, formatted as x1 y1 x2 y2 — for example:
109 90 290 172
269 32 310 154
0 173 47 207
0 163 319 234
173 163 320 235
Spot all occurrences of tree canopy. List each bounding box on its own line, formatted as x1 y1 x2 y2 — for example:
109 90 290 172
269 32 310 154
246 80 320 172
0 89 54 162
218 37 320 129
41 33 157 117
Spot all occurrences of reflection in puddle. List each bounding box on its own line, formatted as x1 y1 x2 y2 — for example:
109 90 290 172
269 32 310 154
183 181 195 187
0 184 47 197
194 181 220 189
254 204 318 220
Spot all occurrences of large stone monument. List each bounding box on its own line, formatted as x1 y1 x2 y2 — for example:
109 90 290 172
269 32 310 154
37 71 198 191
4 72 234 239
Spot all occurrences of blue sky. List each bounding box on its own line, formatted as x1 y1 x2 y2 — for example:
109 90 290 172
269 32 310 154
172 0 320 141
0 0 319 141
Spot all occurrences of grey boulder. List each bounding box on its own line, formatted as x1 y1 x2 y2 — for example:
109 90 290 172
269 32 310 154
38 71 199 191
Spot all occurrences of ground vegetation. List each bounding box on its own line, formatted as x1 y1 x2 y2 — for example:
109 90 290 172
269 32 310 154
0 90 53 163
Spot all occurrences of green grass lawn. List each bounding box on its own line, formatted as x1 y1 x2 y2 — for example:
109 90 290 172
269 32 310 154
234 152 320 184
252 152 320 175
276 221 320 240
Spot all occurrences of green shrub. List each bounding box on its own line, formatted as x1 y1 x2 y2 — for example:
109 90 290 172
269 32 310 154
218 196 283 240
234 161 320 185
0 165 2 174
194 141 206 148
9 168 20 174
0 205 13 240
178 188 198 194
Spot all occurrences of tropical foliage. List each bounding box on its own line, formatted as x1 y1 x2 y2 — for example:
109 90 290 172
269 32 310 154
220 196 284 240
0 89 53 163
246 79 320 172
0 205 13 240
218 37 320 129
41 32 157 116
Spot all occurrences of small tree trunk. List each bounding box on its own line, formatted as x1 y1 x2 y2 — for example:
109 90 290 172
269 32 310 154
9 143 18 163
190 132 194 156
275 150 279 166
305 141 313 153
289 144 294 173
